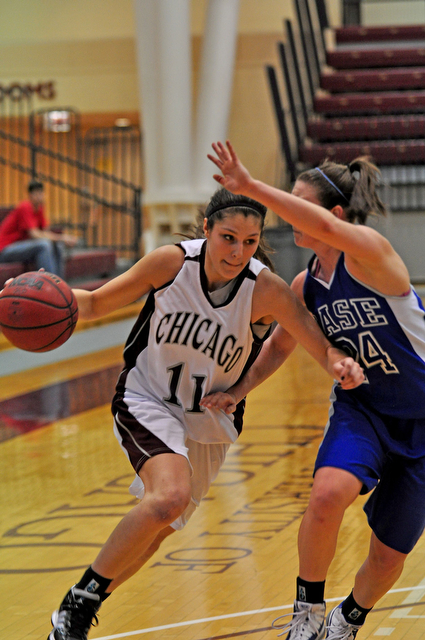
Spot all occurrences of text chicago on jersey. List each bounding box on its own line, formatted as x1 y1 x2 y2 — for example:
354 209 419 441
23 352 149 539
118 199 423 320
156 311 244 373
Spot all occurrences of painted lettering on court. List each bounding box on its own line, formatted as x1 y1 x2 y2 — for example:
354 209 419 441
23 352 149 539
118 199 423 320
0 475 138 573
0 427 321 573
200 478 312 541
151 547 252 574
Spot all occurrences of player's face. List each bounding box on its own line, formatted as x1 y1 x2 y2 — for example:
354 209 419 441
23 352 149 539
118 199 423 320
291 180 324 250
203 213 261 289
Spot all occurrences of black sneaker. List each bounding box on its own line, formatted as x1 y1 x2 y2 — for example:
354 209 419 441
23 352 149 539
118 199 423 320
48 586 101 640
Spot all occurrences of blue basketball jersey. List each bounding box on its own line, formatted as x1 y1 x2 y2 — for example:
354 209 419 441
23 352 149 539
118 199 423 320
304 253 425 418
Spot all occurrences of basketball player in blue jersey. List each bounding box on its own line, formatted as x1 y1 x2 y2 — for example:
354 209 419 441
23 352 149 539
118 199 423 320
207 141 425 640
46 188 363 640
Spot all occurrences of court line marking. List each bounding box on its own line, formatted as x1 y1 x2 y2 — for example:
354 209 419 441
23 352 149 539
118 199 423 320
390 575 425 619
93 585 425 640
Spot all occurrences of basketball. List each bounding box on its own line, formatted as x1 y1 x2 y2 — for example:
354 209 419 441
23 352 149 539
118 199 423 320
0 271 79 352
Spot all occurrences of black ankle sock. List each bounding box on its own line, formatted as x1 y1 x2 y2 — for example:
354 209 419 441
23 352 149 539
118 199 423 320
341 591 372 626
101 592 111 602
296 576 325 604
75 567 112 598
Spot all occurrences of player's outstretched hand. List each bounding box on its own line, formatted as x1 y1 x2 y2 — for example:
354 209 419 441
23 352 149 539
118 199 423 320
200 391 237 415
333 357 364 390
207 140 252 194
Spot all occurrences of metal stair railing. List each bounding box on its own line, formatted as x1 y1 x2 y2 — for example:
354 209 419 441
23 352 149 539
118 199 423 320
0 126 142 262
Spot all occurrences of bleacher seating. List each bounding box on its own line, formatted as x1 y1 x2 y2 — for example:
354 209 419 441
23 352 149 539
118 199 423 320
0 207 117 289
334 25 425 44
300 24 425 166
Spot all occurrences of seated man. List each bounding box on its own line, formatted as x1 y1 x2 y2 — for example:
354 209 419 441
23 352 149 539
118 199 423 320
0 180 78 278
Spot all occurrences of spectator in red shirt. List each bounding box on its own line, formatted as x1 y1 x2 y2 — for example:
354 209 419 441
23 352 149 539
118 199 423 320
0 180 77 278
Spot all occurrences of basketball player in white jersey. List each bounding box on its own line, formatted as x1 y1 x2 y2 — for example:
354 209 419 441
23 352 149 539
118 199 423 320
47 188 363 640
206 141 425 640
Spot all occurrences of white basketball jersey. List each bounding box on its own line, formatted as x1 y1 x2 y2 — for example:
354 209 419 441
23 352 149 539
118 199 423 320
117 239 269 444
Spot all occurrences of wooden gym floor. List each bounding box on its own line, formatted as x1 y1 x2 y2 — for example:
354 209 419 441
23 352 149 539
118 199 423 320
1 305 425 640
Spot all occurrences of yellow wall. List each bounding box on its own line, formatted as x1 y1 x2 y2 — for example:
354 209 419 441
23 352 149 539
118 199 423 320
0 0 135 43
0 0 340 186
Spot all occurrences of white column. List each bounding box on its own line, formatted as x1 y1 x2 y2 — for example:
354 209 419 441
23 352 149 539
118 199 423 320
194 0 240 199
133 0 193 203
133 0 160 200
157 0 193 201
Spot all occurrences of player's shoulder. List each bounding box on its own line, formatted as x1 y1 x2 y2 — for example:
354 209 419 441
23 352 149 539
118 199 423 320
149 243 185 269
254 268 292 300
251 269 295 324
132 244 185 290
248 255 270 278
253 268 310 312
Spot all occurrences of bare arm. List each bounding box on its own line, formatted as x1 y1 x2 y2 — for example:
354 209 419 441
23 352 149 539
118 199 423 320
201 324 296 413
252 269 363 386
208 141 410 294
202 270 364 414
208 141 377 257
73 245 184 321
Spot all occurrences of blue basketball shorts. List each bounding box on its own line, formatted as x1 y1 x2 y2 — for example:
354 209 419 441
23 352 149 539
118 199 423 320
314 387 425 554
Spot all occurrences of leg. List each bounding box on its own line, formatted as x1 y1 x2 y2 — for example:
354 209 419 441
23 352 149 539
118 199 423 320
298 467 362 581
325 537 405 640
52 241 66 279
92 453 191 579
353 533 407 609
272 468 362 640
103 438 229 591
326 454 417 639
48 453 191 640
0 238 60 274
107 526 176 592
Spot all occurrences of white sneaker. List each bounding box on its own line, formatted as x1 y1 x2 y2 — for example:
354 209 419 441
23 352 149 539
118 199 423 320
272 600 326 639
326 604 362 640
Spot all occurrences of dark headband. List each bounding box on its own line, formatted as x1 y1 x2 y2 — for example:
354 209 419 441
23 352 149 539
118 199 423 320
315 167 350 204
205 200 266 218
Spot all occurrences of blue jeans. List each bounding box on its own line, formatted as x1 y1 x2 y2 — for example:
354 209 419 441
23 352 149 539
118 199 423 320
0 238 66 278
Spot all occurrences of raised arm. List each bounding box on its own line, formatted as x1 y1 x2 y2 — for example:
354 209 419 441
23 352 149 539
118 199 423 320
208 141 409 294
208 141 359 250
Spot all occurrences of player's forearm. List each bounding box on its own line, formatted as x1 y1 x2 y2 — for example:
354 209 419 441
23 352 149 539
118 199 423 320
226 361 278 404
242 179 334 240
72 289 95 320
295 321 363 387
293 321 337 376
228 331 294 402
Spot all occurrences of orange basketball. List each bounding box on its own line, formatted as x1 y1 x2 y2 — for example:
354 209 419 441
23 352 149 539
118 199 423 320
0 271 79 352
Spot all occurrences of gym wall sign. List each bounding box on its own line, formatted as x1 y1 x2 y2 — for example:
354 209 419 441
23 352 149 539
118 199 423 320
0 82 56 101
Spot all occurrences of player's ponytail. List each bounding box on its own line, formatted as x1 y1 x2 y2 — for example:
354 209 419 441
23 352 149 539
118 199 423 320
297 157 387 224
346 157 386 223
